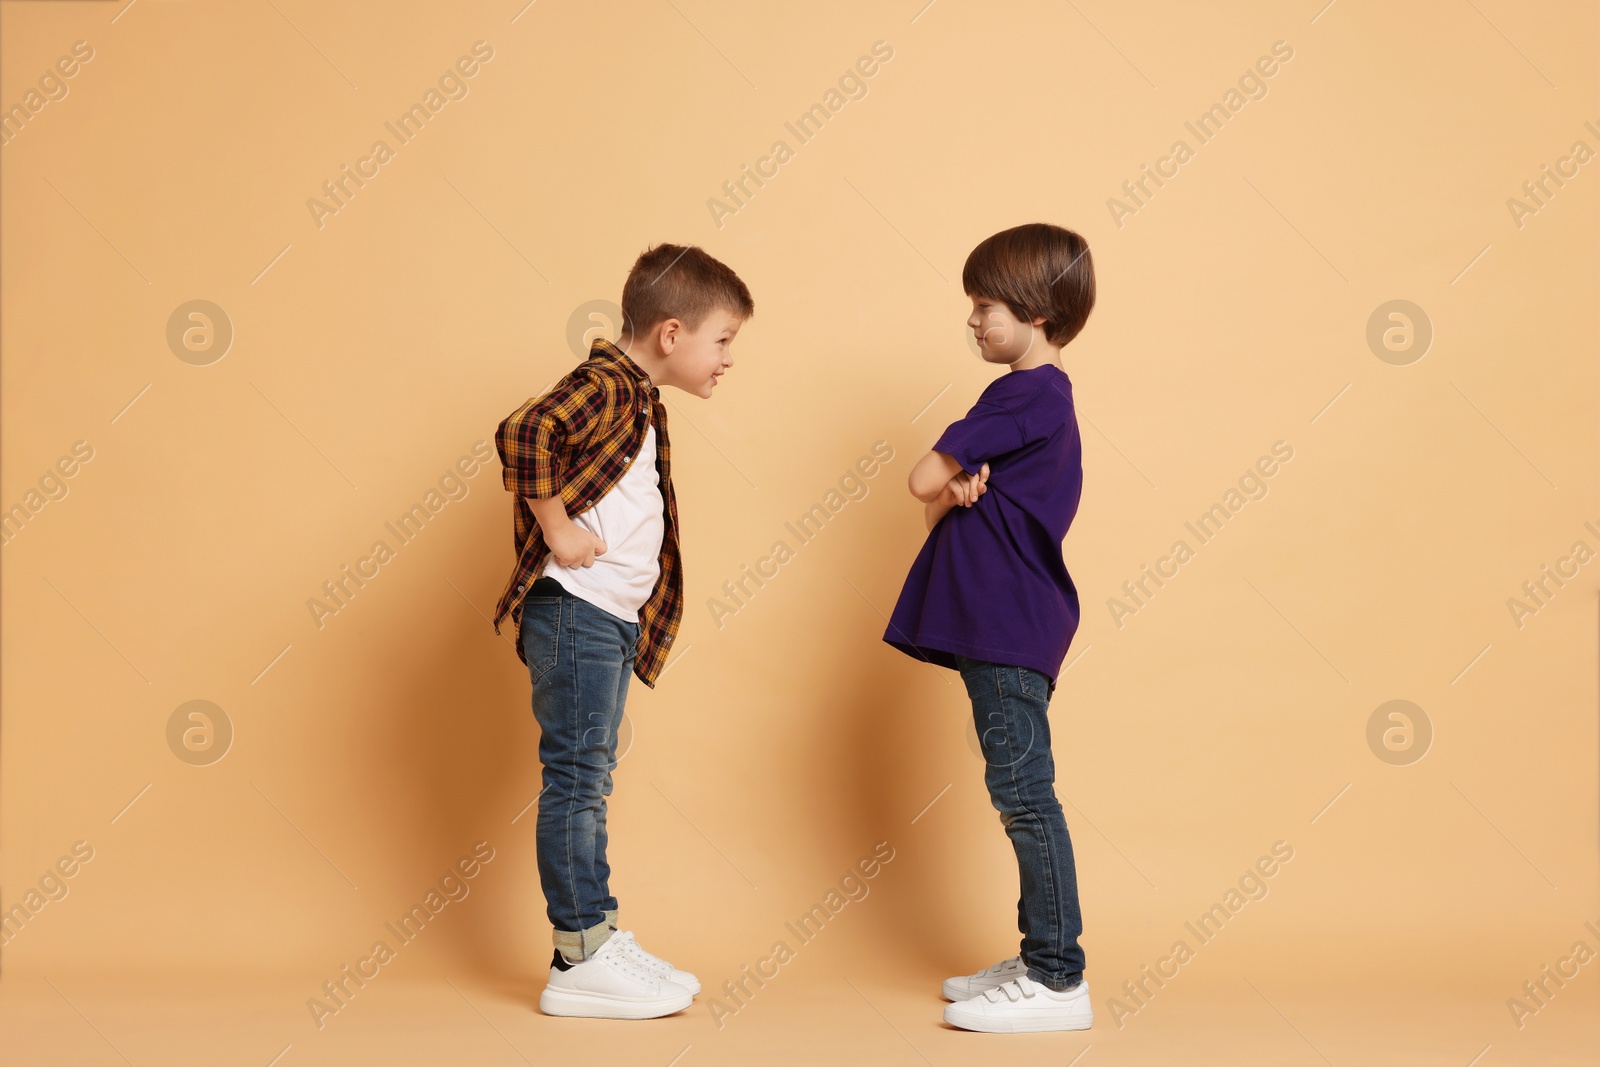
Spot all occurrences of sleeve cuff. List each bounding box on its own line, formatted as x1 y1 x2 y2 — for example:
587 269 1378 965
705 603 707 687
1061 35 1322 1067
502 459 562 499
932 440 980 476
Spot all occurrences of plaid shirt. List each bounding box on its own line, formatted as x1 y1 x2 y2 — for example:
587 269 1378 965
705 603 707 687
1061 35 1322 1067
491 338 683 687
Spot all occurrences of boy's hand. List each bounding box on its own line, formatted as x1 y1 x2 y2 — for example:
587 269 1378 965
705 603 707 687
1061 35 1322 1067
544 519 608 568
939 463 991 508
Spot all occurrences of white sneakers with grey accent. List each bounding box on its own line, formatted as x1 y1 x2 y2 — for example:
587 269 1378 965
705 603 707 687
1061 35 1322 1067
538 931 695 1020
942 969 1094 1033
941 955 1029 1001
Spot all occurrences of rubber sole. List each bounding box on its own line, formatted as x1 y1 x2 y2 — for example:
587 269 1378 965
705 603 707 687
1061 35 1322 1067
539 986 693 1020
942 1006 1095 1033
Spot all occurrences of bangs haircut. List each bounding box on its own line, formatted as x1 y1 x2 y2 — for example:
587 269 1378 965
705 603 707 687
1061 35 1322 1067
962 223 1095 346
620 243 754 340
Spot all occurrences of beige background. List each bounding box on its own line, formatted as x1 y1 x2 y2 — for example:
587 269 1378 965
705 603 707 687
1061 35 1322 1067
2 0 1597 1064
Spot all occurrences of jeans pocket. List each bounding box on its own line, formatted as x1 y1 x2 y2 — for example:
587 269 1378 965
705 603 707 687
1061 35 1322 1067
520 596 562 682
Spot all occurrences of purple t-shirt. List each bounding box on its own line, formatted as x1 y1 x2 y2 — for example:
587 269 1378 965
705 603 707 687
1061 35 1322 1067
884 364 1084 682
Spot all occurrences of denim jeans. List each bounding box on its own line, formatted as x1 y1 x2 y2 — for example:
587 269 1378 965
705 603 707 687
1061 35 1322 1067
955 654 1086 991
520 576 639 960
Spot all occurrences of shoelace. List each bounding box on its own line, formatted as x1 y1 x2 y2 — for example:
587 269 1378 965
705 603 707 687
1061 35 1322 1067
612 930 670 974
596 936 659 983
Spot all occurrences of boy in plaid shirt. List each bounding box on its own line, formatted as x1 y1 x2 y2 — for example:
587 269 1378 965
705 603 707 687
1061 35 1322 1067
493 244 753 1018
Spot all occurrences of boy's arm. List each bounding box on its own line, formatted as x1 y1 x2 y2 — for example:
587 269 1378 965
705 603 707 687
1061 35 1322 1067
920 463 991 530
907 449 964 502
525 495 606 568
912 397 1011 524
498 374 609 568
498 375 604 500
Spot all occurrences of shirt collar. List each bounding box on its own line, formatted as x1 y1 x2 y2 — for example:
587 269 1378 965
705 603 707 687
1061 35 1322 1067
590 337 656 394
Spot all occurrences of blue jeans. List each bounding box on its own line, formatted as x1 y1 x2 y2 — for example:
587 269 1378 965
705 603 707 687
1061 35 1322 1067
955 655 1086 991
520 576 639 960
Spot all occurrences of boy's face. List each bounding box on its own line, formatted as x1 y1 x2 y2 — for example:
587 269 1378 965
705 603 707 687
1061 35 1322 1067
664 307 743 399
967 295 1040 364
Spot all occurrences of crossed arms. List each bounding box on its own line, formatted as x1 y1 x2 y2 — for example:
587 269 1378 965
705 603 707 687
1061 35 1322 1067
908 451 990 532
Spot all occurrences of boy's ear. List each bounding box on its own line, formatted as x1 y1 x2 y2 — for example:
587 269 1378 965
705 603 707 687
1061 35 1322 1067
657 317 684 355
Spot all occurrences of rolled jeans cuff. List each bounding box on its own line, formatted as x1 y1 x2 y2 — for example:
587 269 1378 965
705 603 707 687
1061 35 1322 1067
604 908 618 930
553 919 613 960
1027 965 1084 992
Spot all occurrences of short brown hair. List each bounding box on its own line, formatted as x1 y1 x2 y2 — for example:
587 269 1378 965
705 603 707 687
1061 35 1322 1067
962 223 1095 346
620 243 754 340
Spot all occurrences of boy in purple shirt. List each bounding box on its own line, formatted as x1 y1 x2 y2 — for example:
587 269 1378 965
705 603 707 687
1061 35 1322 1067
885 222 1096 1033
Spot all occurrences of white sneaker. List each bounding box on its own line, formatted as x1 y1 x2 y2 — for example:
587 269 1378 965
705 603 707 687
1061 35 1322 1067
942 955 1027 1001
610 929 701 995
538 934 693 1019
942 975 1093 1033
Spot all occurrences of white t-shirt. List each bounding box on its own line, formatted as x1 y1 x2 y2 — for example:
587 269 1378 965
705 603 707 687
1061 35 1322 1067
537 423 665 623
